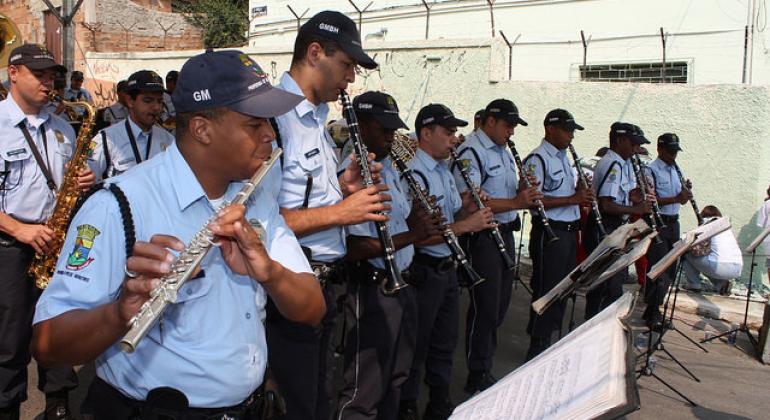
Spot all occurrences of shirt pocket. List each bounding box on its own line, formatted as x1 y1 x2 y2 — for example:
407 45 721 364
55 140 73 160
543 169 565 192
0 146 31 191
147 270 215 346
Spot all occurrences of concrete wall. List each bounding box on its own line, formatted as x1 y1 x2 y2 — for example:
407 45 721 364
86 37 770 286
248 0 770 85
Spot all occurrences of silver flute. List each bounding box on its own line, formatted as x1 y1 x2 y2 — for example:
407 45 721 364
120 148 282 353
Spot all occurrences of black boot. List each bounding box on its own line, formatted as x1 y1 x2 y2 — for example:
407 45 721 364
44 391 71 420
0 403 20 420
424 387 454 420
398 399 420 420
525 336 551 361
463 370 498 394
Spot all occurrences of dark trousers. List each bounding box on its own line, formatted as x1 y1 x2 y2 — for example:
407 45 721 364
401 259 459 402
464 231 514 374
527 224 577 341
583 215 626 319
266 283 337 420
83 377 262 420
336 264 417 420
0 242 78 409
644 219 680 314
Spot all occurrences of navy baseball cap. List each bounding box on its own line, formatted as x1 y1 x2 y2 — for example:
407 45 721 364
300 11 377 70
544 108 584 131
657 133 682 151
415 104 468 134
484 99 528 126
353 91 408 130
126 70 164 93
8 44 66 73
610 122 649 144
172 50 302 118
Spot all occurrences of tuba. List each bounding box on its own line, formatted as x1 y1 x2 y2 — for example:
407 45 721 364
0 13 22 101
28 93 97 289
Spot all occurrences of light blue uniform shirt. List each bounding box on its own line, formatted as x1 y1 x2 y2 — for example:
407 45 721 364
88 116 174 181
593 149 636 206
452 129 519 224
34 143 312 408
408 148 460 258
0 94 76 223
523 139 580 222
343 155 414 272
273 72 345 262
647 158 681 216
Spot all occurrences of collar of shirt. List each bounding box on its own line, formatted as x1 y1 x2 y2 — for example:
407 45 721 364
163 143 210 211
474 129 498 150
3 92 51 129
278 72 329 124
127 115 152 138
605 148 625 165
415 147 440 172
539 138 565 159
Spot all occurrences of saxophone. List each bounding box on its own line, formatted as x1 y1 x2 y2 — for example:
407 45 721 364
28 93 97 289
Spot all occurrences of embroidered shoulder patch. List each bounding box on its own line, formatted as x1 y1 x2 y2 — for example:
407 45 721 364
66 224 101 270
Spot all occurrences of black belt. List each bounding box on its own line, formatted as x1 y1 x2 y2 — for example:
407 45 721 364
310 260 346 286
660 214 679 223
534 218 581 232
349 260 414 285
498 218 521 232
87 377 264 419
414 253 456 273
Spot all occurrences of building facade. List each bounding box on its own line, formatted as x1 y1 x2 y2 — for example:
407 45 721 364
248 0 770 85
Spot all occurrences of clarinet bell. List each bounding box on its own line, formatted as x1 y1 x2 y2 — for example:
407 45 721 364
380 260 409 296
501 248 517 270
462 264 486 288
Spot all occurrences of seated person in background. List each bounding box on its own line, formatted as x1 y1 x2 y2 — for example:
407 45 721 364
755 184 770 288
683 205 743 294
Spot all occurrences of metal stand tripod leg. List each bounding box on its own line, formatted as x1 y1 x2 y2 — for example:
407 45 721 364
660 263 708 353
700 249 761 359
636 323 698 407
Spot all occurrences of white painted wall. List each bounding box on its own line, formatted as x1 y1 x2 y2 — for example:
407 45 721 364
86 37 770 287
248 0 770 85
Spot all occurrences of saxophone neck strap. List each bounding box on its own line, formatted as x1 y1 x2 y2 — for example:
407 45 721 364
17 121 56 191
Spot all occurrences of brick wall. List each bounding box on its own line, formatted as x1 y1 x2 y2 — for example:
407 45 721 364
0 0 45 46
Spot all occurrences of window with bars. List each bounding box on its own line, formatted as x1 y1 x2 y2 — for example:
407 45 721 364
579 61 689 83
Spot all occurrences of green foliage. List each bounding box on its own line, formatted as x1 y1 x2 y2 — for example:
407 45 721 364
173 0 248 48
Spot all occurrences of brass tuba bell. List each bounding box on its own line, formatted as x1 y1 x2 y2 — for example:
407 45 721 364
0 13 23 100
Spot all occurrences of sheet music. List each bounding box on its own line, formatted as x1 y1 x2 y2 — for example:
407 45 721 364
532 219 652 315
452 294 635 420
648 217 731 280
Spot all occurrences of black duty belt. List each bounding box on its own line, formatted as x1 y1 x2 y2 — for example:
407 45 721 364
349 260 414 285
660 214 679 223
310 260 346 286
498 219 521 232
414 253 456 273
533 218 581 232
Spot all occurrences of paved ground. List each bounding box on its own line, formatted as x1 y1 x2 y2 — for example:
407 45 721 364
20 261 770 419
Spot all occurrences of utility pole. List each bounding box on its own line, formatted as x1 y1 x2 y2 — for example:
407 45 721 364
42 0 85 72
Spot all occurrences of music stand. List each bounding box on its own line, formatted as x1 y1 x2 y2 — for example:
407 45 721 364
699 224 770 359
512 212 532 295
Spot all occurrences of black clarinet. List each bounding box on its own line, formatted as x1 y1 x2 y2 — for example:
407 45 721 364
339 90 407 295
568 144 607 239
451 148 516 270
505 140 558 243
391 150 486 288
673 162 704 225
632 154 667 230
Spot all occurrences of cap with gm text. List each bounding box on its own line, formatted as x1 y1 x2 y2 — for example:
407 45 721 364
126 70 165 93
657 133 682 151
415 103 468 134
300 11 377 70
353 91 408 130
172 50 302 118
484 99 528 126
544 108 584 131
8 44 66 73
